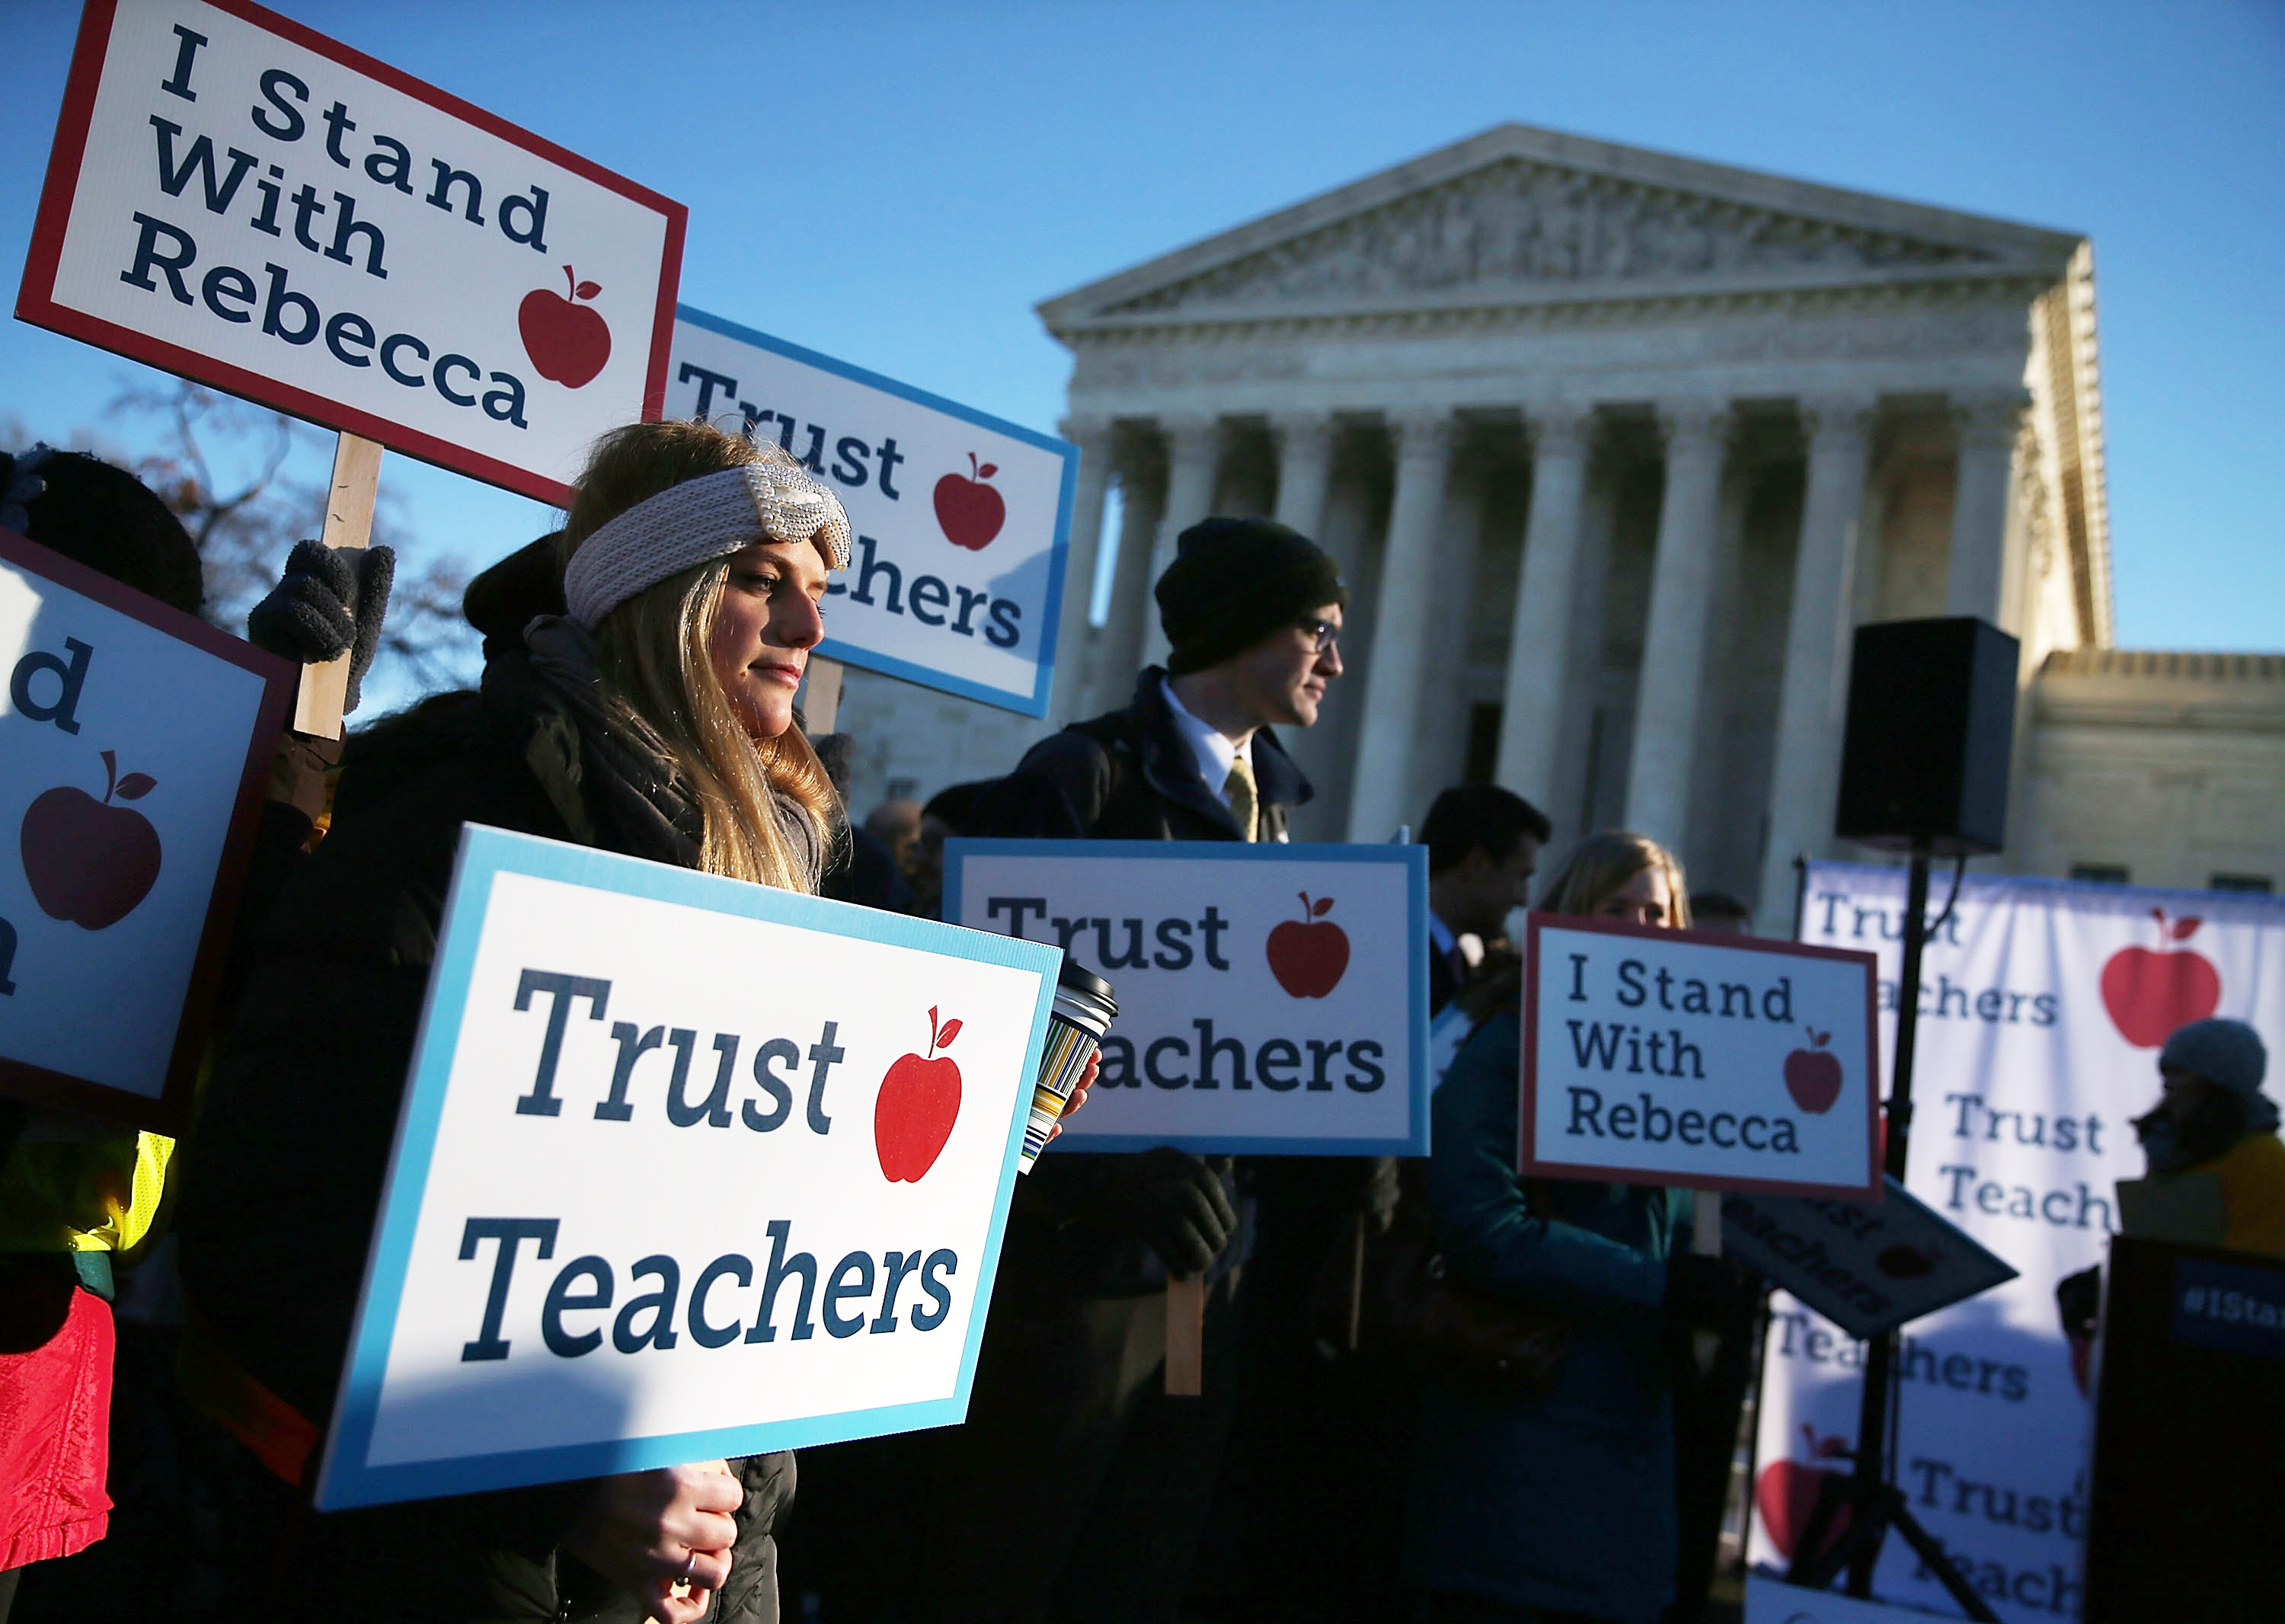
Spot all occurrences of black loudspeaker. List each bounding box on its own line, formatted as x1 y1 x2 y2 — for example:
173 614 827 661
1835 617 2018 855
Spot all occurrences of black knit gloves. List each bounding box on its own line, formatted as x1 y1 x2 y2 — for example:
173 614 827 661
247 539 396 714
1076 1146 1240 1278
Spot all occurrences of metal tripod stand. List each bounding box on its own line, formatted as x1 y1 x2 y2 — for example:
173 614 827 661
1782 842 1999 1622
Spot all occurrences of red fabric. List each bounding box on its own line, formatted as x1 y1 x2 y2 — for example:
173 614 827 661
0 1283 113 1571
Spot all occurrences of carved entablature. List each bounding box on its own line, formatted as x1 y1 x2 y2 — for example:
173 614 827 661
1104 159 1993 316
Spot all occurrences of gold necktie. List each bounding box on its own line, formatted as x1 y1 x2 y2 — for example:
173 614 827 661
1224 754 1258 842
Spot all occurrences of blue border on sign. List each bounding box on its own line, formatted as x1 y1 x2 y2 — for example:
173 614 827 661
315 824 1061 1511
675 304 1078 719
941 838 1432 1156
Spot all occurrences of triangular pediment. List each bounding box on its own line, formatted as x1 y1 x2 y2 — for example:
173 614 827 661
1040 124 2082 331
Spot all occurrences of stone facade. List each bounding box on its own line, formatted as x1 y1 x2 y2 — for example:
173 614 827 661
829 123 2280 913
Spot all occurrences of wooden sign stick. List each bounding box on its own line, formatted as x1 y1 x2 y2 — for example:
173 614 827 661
290 432 385 740
800 654 845 734
1165 1275 1205 1397
1692 1188 1723 1367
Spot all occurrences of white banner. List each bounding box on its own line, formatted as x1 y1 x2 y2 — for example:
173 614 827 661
0 528 292 1130
1750 862 2285 1619
944 839 1430 1154
318 824 1060 1510
20 0 684 505
667 308 1077 717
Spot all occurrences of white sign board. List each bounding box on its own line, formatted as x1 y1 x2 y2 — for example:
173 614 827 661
0 528 292 1130
21 0 686 505
318 824 1060 1511
1742 1571 1949 1623
944 839 1430 1154
1750 864 2285 1620
1524 916 1881 1200
667 308 1077 717
1724 1176 2018 1341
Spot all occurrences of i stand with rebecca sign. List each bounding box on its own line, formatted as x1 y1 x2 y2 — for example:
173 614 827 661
318 825 1061 1511
1521 916 1881 1200
1 528 293 1131
21 0 686 735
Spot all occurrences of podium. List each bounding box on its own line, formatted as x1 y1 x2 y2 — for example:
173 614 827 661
2084 1236 2285 1623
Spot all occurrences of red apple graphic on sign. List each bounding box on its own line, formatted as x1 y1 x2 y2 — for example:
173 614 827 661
1754 1425 1856 1559
518 265 612 388
874 1006 964 1182
2099 907 2222 1047
1783 1028 1843 1114
21 750 162 931
934 453 1006 551
1267 891 1349 999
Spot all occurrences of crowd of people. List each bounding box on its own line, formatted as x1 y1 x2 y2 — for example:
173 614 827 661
2 423 2278 1624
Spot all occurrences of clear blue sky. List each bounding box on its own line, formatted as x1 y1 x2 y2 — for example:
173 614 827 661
5 0 2280 653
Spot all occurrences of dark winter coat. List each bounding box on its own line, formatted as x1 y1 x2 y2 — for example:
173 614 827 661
970 666 1308 847
176 628 798 1624
1411 1010 1680 1622
966 667 1309 1295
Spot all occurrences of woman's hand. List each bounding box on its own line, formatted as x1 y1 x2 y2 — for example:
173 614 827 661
564 1460 743 1623
1045 1050 1101 1144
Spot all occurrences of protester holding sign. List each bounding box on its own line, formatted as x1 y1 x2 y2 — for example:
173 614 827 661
0 444 391 1614
1411 833 1754 1624
176 420 858 1624
813 516 1344 1622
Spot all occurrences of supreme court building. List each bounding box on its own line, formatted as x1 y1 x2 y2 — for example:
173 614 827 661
833 124 2283 921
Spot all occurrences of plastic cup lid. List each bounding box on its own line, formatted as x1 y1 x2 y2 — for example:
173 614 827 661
1056 959 1117 1015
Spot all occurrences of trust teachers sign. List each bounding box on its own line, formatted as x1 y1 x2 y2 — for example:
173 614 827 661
20 0 685 505
319 826 1059 1510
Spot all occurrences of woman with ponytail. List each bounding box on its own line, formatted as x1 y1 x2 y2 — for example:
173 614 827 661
178 420 853 1624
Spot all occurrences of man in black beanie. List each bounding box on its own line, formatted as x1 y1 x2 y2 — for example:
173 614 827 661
819 517 1344 1624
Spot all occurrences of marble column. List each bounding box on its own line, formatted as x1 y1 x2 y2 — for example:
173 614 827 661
1346 409 1456 842
1622 401 1733 847
1082 462 1163 717
1271 411 1337 540
1943 389 2028 622
1756 396 1877 929
1494 402 1596 804
1050 417 1115 724
1136 415 1223 671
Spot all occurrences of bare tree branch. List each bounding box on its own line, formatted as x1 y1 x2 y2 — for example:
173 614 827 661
99 380 480 702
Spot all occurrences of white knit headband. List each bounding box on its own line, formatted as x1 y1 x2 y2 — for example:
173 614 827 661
563 462 853 630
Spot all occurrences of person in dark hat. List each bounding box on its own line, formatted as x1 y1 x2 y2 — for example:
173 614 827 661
806 517 1344 1623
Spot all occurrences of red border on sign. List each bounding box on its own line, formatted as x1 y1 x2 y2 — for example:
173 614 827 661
0 526 296 1136
1520 912 1883 1202
15 0 686 507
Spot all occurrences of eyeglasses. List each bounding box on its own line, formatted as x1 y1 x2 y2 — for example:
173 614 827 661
1295 618 1341 655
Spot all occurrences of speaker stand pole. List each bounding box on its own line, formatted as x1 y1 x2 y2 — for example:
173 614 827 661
1785 840 1998 1621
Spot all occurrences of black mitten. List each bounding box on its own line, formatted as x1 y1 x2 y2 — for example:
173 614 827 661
344 545 394 714
248 540 396 713
1076 1147 1238 1277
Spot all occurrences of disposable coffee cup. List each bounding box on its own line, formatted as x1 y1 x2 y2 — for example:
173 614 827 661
1020 961 1117 1173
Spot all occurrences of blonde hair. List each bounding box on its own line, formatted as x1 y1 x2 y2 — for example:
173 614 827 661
558 420 840 892
1536 831 1692 929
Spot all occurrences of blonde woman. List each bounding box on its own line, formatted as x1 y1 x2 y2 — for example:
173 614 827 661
181 422 856 1624
1411 833 1746 1624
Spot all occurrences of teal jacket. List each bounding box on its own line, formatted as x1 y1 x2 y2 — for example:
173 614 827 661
1411 1010 1681 1622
